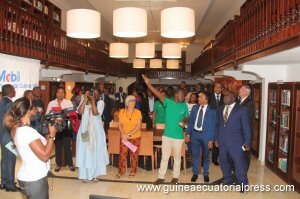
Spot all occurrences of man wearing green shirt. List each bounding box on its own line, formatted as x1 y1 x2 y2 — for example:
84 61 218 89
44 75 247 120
142 74 189 185
153 90 167 124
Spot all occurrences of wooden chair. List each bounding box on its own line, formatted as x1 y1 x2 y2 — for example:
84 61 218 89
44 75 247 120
139 131 155 174
107 129 120 165
109 121 119 129
141 123 147 130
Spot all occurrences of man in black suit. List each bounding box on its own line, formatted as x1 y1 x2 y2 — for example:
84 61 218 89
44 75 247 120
142 88 155 129
238 85 255 172
114 86 127 109
209 82 224 166
0 84 20 192
102 88 113 134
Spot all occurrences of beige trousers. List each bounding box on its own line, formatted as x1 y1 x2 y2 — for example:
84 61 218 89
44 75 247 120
158 136 184 179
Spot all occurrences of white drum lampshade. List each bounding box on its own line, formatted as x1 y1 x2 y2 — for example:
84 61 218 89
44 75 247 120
113 7 147 38
109 43 129 58
136 43 155 58
133 59 145 68
166 59 180 69
162 43 181 58
161 7 195 38
150 59 162 69
67 9 101 39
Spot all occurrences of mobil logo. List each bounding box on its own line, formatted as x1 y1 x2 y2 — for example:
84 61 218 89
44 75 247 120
0 70 21 82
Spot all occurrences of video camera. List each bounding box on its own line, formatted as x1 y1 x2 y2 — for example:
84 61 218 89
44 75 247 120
40 107 77 135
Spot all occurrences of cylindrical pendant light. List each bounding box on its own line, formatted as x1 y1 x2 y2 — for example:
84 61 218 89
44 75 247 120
133 59 145 68
109 43 129 58
161 7 195 38
67 9 101 39
150 59 162 69
166 59 180 69
162 43 181 58
113 7 147 38
136 43 155 58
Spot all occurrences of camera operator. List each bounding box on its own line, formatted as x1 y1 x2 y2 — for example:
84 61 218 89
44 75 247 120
46 87 75 172
4 97 57 199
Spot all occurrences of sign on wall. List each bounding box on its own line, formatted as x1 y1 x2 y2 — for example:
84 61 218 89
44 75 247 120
0 53 40 100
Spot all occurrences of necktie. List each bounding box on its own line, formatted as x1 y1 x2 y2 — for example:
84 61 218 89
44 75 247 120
216 95 220 105
224 105 229 123
197 106 204 129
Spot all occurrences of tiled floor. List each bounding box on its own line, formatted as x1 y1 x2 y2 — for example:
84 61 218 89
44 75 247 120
0 156 299 199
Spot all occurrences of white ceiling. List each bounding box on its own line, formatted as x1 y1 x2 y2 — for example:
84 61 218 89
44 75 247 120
244 46 300 65
64 0 246 45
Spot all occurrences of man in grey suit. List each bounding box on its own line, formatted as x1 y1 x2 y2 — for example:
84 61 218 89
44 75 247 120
0 84 20 192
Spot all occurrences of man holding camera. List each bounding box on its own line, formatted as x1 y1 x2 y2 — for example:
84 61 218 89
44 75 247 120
46 87 75 172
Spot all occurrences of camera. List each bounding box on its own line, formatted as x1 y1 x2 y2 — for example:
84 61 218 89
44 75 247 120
40 107 76 135
89 88 94 96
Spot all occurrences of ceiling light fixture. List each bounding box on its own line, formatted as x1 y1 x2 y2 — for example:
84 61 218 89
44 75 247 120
133 59 146 68
161 7 195 38
136 43 155 58
67 9 101 39
162 43 181 58
150 59 162 69
109 43 129 58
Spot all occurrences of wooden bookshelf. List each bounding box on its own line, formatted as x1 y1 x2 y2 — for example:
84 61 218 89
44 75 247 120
251 83 261 157
266 82 300 192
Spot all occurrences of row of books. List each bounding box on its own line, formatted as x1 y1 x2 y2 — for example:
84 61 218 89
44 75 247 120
278 158 287 173
269 150 275 163
270 89 291 107
279 135 289 153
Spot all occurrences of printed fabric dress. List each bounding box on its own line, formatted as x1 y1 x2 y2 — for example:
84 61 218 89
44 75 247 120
76 99 109 180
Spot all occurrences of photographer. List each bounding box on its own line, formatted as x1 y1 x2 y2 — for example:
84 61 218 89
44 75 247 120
4 97 57 199
76 89 109 182
46 87 75 172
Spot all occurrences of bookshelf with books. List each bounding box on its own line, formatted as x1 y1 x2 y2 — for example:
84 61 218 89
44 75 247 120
266 83 296 185
291 85 300 192
251 83 261 157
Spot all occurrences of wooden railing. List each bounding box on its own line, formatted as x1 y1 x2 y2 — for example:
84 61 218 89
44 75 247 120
192 0 300 76
0 0 128 76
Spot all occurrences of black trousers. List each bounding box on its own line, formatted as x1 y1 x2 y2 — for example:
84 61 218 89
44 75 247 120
212 145 219 163
55 136 73 167
19 177 49 199
1 143 16 188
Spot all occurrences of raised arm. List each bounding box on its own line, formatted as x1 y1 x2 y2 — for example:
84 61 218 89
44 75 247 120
142 74 165 103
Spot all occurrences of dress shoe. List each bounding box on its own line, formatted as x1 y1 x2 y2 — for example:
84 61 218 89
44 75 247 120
204 175 210 183
0 184 5 190
191 175 198 182
54 166 61 172
154 178 165 185
213 161 219 166
5 186 21 192
171 178 178 184
69 166 75 172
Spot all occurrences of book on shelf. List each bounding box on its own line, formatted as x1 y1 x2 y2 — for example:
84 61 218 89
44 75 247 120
281 90 291 106
271 90 277 103
272 108 277 124
271 130 275 144
278 158 287 173
269 150 274 163
280 111 290 129
279 134 289 153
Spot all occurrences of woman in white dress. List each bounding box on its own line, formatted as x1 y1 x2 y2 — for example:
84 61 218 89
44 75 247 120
76 89 109 182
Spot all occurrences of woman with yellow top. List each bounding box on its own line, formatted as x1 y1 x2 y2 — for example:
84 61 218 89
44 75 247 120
116 95 142 179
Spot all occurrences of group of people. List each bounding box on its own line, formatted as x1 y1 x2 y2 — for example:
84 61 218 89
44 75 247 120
0 76 255 198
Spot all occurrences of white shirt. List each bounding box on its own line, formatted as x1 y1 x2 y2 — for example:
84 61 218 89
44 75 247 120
46 98 73 114
148 97 155 112
215 93 221 101
223 102 236 119
15 126 49 181
119 92 123 103
194 104 208 131
240 96 248 104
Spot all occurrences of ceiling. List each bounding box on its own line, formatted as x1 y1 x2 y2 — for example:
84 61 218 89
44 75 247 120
65 0 246 45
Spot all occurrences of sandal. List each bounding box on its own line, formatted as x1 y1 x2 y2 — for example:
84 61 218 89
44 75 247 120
54 166 61 172
82 179 88 184
128 173 136 178
92 178 99 183
115 174 121 179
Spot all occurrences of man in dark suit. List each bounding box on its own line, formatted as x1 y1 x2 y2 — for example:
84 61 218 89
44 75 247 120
102 88 113 134
0 84 20 192
142 88 155 129
238 85 255 172
187 91 216 183
215 91 251 189
115 86 127 109
209 82 224 166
